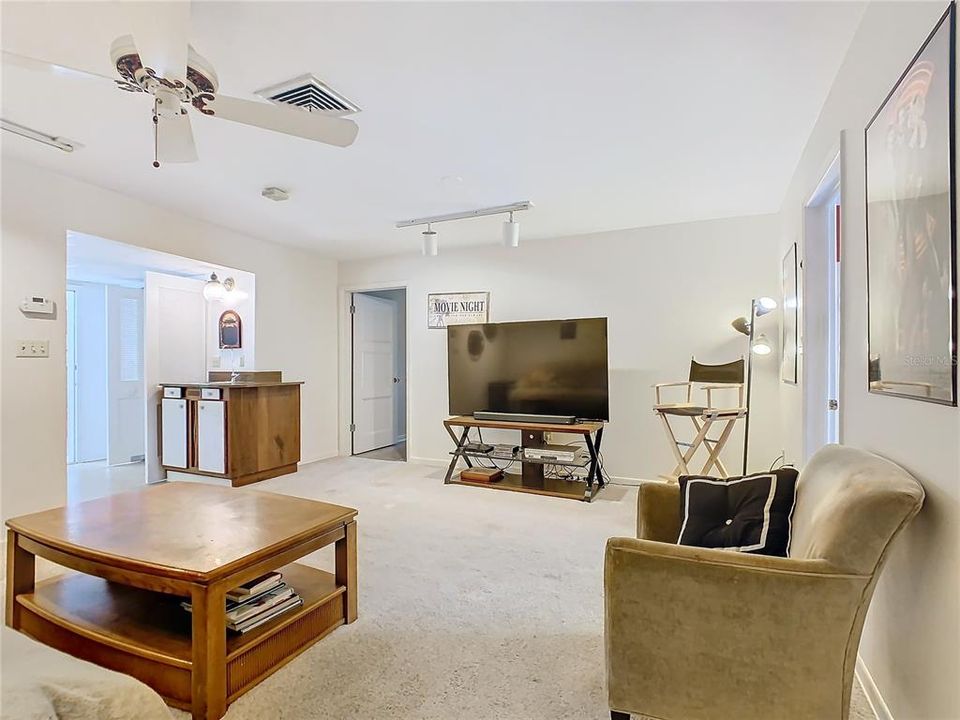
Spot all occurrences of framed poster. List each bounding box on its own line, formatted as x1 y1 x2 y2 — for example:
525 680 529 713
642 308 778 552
781 243 798 384
865 5 957 405
427 292 489 329
218 310 242 349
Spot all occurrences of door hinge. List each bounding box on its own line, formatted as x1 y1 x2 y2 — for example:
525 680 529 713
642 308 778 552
828 399 839 410
349 423 356 432
349 304 356 315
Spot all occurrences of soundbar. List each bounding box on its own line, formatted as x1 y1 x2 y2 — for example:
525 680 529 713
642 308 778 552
473 411 578 425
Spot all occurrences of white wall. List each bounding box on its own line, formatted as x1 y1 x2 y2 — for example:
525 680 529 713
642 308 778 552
777 2 959 717
68 281 108 462
339 214 782 480
1 158 340 521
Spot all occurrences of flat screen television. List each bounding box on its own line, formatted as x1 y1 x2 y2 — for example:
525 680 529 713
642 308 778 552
447 317 609 420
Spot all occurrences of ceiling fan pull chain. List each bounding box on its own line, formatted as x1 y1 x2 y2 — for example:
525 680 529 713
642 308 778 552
152 98 160 168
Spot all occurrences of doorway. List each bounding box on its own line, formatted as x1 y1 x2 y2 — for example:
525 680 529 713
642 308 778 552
351 289 407 461
65 231 256 499
802 148 842 460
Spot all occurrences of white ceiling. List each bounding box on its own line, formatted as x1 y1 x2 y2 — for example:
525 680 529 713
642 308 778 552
2 2 865 260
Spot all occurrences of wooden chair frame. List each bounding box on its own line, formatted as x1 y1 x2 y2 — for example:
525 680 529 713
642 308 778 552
653 372 746 480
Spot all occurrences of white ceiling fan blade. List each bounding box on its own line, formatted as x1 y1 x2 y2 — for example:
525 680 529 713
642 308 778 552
198 94 358 148
158 110 198 163
2 51 118 85
130 0 191 81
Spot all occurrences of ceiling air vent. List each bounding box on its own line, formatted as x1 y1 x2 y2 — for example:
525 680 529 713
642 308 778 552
255 74 360 115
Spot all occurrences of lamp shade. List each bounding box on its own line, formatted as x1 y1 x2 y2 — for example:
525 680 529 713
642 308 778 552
752 333 773 355
202 273 224 301
422 229 439 256
755 297 778 316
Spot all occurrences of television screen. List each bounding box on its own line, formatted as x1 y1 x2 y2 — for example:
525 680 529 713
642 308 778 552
447 317 609 420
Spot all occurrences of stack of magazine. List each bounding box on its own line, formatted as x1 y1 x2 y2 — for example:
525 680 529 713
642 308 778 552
181 571 302 634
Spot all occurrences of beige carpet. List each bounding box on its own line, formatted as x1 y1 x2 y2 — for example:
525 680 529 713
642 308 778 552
165 457 872 718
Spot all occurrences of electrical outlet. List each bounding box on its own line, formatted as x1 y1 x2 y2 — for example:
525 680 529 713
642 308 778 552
211 356 221 368
239 355 245 367
17 340 49 357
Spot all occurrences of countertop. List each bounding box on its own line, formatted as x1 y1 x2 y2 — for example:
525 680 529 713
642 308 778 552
159 381 304 388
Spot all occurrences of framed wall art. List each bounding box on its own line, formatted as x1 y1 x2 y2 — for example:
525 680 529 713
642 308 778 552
427 292 489 329
865 4 957 405
781 243 799 384
219 310 242 349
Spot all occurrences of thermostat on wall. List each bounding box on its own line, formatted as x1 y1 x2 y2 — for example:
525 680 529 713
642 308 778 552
20 296 55 315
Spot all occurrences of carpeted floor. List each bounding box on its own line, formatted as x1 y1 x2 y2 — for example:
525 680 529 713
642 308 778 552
159 456 873 719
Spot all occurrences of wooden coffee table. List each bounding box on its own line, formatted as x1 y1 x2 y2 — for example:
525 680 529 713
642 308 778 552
5 482 358 720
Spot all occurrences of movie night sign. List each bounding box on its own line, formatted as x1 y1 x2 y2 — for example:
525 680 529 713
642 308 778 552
427 292 490 329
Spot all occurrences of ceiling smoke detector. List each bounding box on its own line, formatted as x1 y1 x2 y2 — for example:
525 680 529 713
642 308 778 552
255 74 360 115
262 186 290 201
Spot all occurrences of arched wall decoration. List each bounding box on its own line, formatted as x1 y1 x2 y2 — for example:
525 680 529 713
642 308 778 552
219 310 242 349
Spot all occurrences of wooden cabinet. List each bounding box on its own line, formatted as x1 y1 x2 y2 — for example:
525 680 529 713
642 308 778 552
159 380 302 486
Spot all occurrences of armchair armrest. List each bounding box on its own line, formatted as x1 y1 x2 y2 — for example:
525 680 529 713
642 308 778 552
636 480 680 542
652 381 693 404
604 538 870 720
652 381 692 388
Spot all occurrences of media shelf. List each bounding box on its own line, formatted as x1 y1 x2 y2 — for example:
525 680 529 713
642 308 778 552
450 449 592 468
443 415 606 502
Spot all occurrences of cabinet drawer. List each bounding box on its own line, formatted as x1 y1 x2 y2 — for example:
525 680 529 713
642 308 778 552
200 387 221 400
163 387 183 399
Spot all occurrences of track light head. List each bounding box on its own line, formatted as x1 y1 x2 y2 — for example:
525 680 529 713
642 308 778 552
502 211 520 248
422 224 439 256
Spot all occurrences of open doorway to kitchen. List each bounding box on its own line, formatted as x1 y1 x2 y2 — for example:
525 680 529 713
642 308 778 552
65 231 256 500
351 288 407 462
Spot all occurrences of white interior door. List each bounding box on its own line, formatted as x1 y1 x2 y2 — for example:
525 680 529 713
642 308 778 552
352 293 397 454
107 286 145 465
145 272 207 482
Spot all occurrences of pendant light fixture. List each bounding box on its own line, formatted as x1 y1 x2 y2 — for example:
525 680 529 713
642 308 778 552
422 224 439 256
502 211 520 248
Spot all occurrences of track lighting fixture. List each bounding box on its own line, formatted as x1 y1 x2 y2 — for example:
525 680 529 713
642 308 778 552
398 201 532 255
422 224 439 256
502 211 520 248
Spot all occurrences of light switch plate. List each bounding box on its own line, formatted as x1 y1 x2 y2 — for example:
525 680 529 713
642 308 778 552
17 340 49 357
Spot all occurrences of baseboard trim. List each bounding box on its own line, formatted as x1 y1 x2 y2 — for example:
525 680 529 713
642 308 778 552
856 655 892 720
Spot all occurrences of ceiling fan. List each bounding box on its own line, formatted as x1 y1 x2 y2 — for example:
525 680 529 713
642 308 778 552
2 3 358 167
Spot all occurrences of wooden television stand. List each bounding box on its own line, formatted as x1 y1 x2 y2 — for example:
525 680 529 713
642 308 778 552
443 415 606 502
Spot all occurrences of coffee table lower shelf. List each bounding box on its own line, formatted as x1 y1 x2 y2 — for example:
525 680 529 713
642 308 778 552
15 562 344 710
449 472 599 501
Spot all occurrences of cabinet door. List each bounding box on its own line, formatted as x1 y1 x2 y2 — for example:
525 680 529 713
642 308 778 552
161 398 188 468
197 400 226 474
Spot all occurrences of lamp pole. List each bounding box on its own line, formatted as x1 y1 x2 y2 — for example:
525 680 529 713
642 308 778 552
742 299 757 475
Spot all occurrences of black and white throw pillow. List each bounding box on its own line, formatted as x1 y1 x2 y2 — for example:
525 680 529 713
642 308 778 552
677 468 798 557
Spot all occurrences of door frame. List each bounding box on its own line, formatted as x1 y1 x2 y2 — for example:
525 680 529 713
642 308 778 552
801 137 844 461
337 281 409 459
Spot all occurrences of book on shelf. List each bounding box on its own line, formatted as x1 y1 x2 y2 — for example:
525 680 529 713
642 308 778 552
227 571 283 602
230 596 303 634
180 571 303 633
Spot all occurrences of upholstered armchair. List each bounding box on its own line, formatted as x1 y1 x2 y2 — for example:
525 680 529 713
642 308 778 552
604 445 924 720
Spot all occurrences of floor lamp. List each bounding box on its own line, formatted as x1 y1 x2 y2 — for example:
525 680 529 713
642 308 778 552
732 297 777 475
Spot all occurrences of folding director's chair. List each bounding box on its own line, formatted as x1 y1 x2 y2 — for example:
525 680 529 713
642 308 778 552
653 358 746 480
